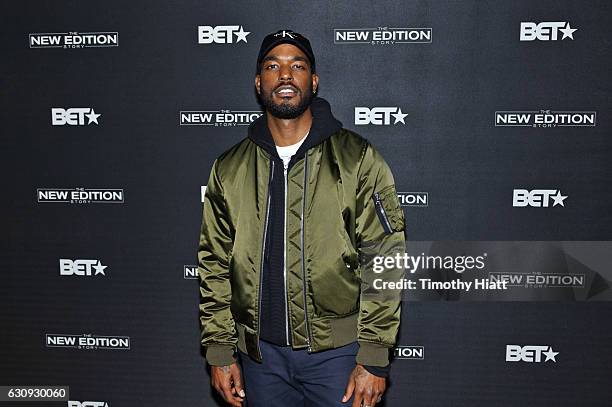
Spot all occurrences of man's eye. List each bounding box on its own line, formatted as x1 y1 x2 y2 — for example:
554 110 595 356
266 64 278 70
293 65 305 70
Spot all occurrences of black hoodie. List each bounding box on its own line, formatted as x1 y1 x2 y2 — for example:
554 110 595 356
248 96 342 161
246 97 389 378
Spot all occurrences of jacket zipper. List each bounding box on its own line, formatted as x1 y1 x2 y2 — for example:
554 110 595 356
374 192 393 234
283 160 290 346
256 159 274 360
301 153 313 352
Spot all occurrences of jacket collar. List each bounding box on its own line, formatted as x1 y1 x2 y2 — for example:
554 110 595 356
248 96 343 160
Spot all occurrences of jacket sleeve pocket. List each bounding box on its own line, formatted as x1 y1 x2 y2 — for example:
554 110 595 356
372 184 404 235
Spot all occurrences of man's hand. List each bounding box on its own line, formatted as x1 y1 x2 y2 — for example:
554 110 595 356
342 364 386 407
211 362 245 406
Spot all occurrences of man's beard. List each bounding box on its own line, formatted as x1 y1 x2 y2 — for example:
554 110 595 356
260 82 314 119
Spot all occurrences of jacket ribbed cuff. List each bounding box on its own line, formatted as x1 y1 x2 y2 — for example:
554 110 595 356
205 344 236 366
356 342 390 367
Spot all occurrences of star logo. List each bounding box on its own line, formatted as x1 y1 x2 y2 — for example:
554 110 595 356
543 347 559 362
551 190 568 207
86 109 101 125
93 261 107 275
559 22 577 40
235 26 250 43
392 108 409 124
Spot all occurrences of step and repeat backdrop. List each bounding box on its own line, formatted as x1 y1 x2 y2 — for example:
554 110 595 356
3 0 612 406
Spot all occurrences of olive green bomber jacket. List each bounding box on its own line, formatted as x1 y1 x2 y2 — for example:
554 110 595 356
198 98 406 368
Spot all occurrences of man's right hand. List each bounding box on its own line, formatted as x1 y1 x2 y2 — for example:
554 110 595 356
211 362 245 406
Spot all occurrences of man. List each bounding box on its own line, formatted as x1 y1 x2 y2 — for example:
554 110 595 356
198 29 406 407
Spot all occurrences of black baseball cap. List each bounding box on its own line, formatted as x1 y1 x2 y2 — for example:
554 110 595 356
256 29 316 73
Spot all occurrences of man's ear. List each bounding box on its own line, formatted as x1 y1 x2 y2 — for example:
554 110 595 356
255 75 261 95
312 73 319 93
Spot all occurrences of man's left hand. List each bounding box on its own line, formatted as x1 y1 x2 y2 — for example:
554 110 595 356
341 364 386 407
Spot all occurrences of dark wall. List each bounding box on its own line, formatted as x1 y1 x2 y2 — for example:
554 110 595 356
2 1 611 406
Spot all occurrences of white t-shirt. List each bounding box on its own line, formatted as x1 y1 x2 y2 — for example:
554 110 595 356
276 130 309 168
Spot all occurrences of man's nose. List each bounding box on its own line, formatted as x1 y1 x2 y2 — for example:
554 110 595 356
279 65 293 81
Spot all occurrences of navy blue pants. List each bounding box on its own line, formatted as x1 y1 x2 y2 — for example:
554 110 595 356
238 340 359 407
